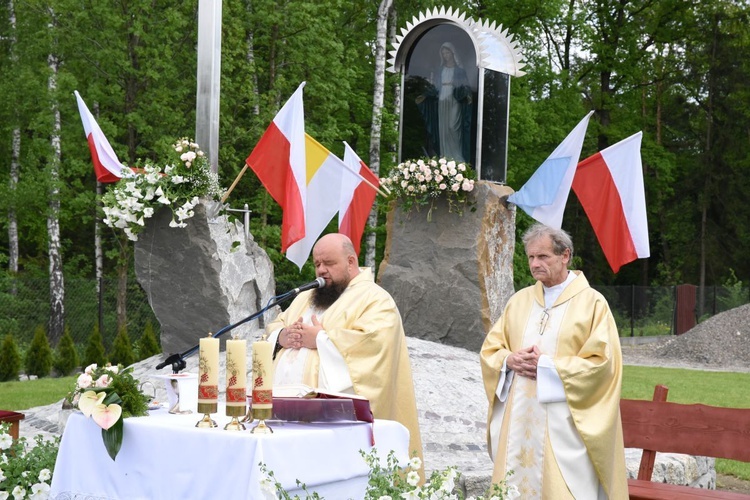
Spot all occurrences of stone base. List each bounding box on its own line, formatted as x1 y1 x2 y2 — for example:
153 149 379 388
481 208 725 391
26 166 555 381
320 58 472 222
134 202 275 354
378 182 516 351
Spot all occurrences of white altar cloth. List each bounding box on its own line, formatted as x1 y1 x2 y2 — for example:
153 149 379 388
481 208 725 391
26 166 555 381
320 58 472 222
50 405 409 499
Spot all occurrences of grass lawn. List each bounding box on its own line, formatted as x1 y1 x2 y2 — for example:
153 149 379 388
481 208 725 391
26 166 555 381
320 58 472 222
623 365 750 481
0 376 76 411
1 367 748 480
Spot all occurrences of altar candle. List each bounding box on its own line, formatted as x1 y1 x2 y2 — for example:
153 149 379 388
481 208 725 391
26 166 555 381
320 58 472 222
251 336 274 417
225 338 247 416
197 336 219 413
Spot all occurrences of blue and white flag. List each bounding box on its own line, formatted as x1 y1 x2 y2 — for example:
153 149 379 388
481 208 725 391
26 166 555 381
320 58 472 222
508 111 594 228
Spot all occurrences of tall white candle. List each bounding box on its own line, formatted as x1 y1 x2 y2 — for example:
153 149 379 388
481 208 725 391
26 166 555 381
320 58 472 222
198 336 219 406
251 337 274 413
226 338 247 415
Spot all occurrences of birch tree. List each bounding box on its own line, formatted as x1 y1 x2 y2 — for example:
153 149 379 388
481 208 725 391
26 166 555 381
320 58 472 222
6 0 19 291
364 0 393 269
47 6 64 345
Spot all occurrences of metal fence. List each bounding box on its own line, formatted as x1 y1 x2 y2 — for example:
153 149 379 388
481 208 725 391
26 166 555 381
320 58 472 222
597 285 750 337
0 275 158 352
2 277 749 352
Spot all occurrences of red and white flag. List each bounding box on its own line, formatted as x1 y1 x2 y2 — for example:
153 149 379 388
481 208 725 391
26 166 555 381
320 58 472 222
74 91 130 183
572 131 649 273
339 142 379 255
246 82 307 253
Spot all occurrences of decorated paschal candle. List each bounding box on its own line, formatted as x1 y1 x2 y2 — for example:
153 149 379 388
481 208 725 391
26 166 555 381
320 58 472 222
251 335 274 421
197 334 219 415
225 337 247 418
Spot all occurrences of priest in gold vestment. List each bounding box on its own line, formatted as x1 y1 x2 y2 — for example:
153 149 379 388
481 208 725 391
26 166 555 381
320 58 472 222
480 224 628 499
266 233 423 468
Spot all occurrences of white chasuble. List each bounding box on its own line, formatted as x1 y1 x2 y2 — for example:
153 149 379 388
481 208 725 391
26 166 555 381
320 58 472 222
481 272 628 500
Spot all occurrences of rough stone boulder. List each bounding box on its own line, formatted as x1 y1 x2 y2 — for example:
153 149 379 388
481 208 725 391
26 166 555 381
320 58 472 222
378 182 516 351
134 203 276 354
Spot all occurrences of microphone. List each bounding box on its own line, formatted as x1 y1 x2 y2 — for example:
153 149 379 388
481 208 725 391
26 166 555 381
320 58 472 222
289 277 326 295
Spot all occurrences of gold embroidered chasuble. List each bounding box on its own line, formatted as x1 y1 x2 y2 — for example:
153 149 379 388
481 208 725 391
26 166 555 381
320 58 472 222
267 268 424 465
480 271 628 499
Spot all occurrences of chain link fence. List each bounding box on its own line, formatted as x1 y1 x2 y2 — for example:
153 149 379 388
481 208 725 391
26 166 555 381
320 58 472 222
2 276 749 353
0 275 159 353
597 285 750 338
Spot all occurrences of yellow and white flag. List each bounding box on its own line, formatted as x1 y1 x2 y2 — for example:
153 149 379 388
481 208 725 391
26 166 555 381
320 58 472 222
285 134 346 268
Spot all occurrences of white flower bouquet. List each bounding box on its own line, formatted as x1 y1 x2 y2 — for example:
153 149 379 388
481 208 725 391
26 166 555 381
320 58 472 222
101 138 225 241
381 157 476 219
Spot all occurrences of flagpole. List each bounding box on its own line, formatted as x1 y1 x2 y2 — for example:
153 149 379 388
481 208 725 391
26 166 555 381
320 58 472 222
221 163 249 203
334 156 390 197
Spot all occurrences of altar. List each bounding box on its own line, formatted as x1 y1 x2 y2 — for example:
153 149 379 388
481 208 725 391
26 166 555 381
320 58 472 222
50 405 410 499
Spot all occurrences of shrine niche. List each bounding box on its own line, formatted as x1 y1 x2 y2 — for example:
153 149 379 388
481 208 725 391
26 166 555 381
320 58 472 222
388 7 525 184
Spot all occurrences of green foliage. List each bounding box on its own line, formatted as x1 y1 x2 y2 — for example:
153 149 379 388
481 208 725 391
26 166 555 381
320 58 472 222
82 324 107 368
24 326 53 378
0 423 60 495
135 320 161 360
0 334 21 382
54 327 80 376
717 269 748 311
109 327 135 367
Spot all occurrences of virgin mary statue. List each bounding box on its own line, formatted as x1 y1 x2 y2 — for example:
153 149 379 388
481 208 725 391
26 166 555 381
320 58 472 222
416 42 473 163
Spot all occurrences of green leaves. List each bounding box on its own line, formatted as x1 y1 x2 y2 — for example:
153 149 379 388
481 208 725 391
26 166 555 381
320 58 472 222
101 416 124 461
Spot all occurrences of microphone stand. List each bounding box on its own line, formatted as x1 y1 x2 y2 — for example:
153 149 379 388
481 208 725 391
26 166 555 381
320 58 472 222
155 290 300 374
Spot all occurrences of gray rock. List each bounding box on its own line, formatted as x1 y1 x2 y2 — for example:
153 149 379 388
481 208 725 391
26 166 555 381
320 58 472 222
379 182 516 351
134 202 276 354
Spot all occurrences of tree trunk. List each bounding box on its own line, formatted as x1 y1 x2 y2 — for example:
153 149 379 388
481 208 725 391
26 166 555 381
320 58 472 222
117 234 130 332
365 0 393 269
47 11 64 345
7 0 19 294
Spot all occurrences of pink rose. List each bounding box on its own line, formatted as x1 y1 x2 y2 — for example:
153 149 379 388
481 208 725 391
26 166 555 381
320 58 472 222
76 373 93 389
95 374 112 388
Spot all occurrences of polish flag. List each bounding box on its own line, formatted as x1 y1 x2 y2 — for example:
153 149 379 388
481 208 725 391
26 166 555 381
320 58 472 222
246 82 307 253
74 91 131 183
339 142 379 255
285 134 344 269
572 131 649 273
507 111 594 228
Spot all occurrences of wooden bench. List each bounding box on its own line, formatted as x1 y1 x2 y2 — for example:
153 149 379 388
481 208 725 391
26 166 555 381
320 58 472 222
620 384 750 499
0 410 25 441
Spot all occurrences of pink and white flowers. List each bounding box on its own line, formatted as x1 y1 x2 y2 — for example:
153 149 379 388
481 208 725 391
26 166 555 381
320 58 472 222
381 157 476 217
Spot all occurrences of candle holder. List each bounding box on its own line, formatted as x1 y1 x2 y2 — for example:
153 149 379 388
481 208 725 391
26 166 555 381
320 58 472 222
250 408 273 434
224 415 245 431
195 402 217 428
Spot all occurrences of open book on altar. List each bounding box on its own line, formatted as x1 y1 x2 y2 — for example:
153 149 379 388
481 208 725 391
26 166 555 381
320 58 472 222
271 385 373 423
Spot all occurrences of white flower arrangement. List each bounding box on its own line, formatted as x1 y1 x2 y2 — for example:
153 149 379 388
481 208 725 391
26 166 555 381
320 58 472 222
101 138 224 241
381 157 476 218
0 423 59 500
259 449 518 500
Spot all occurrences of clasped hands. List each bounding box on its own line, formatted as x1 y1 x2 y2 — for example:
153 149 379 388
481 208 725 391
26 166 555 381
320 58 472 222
507 345 541 380
280 315 322 350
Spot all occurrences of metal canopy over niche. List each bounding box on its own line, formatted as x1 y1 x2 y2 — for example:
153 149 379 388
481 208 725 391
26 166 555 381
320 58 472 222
388 7 525 183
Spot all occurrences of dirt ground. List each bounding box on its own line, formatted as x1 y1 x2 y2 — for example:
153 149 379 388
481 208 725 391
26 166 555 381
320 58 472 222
717 474 750 493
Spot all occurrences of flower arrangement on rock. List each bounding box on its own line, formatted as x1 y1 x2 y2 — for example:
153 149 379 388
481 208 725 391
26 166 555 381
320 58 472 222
101 138 225 241
66 363 150 460
0 423 59 500
381 157 476 219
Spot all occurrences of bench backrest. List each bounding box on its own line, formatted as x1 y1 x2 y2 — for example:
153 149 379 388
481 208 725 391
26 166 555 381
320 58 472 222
620 384 750 481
